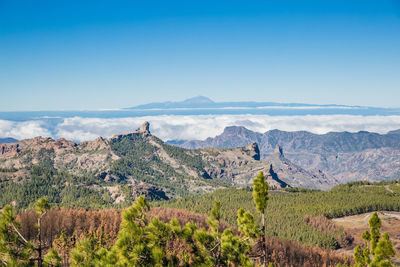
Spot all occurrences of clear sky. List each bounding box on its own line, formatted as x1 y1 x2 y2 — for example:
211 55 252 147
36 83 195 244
1 0 400 111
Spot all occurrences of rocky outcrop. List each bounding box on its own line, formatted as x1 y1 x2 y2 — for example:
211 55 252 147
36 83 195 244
142 121 150 135
265 148 338 190
202 143 336 189
0 134 119 174
246 143 260 160
264 164 289 188
130 182 169 201
201 145 293 188
274 145 284 156
0 143 20 157
82 137 110 150
111 121 151 139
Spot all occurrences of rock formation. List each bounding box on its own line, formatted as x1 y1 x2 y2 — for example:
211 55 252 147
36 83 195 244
0 143 20 157
264 163 289 188
274 145 284 157
247 143 260 160
112 121 151 139
142 121 150 135
265 147 338 190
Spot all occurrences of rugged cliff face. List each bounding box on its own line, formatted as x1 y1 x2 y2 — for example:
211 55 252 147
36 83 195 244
171 126 400 184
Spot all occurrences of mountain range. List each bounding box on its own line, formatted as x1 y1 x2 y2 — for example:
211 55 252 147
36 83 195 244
0 122 338 209
169 127 400 183
128 96 361 110
3 119 399 210
127 96 400 116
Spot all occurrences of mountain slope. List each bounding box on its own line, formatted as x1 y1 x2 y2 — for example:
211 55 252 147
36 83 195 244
170 126 400 183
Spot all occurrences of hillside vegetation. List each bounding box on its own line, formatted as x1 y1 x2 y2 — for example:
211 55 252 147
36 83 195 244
0 165 115 210
0 190 353 266
1 174 398 265
157 181 400 250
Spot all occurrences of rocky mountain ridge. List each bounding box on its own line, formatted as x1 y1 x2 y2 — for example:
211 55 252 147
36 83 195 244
0 135 119 174
169 126 400 183
0 122 334 209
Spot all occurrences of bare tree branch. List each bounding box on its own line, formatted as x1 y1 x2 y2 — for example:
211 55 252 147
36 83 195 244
11 223 29 244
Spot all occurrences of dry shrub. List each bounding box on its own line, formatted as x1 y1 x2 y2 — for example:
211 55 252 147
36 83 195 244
304 215 354 248
18 208 122 247
16 208 353 266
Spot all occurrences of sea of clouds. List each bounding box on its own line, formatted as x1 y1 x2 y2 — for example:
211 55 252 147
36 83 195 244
0 120 52 140
1 115 400 142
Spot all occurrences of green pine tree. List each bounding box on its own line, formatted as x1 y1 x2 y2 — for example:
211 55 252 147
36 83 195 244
253 171 269 267
35 197 51 267
352 212 395 267
43 248 61 267
0 205 34 266
70 232 108 267
0 197 52 267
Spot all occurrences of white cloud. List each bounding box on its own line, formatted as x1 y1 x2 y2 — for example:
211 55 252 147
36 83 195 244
0 120 51 140
54 115 400 142
2 115 400 142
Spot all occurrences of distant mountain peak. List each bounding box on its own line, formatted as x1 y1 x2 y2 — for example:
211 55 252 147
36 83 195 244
223 125 249 133
126 96 400 115
0 137 18 144
182 96 214 104
129 96 215 109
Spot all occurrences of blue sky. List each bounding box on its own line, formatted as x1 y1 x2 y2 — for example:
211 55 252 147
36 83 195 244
1 0 400 111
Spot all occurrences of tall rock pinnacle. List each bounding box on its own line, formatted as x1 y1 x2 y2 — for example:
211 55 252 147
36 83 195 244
246 143 260 160
274 144 284 157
